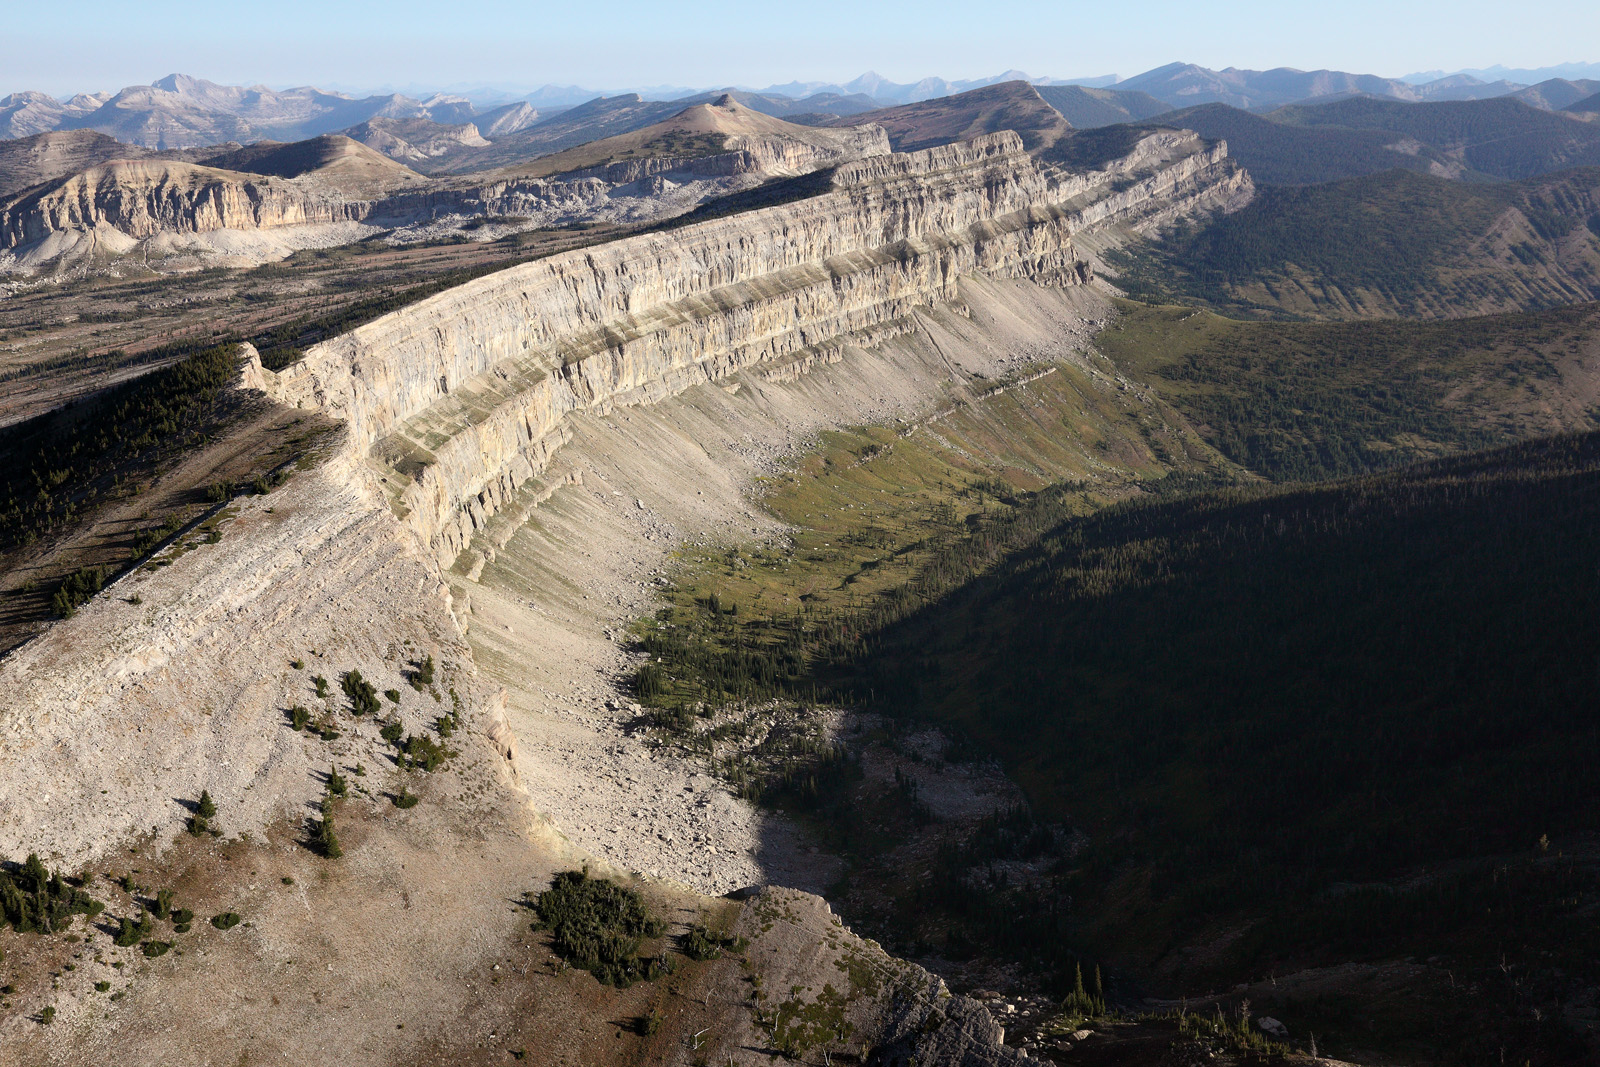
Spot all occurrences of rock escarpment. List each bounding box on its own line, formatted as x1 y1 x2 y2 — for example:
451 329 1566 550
255 129 1249 567
0 159 374 247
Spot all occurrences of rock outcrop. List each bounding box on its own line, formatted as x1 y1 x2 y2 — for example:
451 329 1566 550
255 129 1249 567
0 159 374 247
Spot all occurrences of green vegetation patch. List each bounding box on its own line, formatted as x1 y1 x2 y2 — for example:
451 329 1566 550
532 869 668 986
0 853 105 934
1094 300 1600 481
629 364 1206 712
1113 169 1514 314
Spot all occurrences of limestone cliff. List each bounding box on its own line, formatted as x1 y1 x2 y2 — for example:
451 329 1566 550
255 129 1249 567
0 159 373 247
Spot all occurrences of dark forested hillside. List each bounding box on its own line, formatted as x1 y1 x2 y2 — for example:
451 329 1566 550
840 432 1600 1062
1111 167 1600 318
1092 300 1600 480
1268 96 1600 179
1150 103 1448 184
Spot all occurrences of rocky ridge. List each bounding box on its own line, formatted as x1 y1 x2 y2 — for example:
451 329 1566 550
253 128 1247 568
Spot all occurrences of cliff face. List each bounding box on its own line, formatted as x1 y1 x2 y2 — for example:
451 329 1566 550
255 130 1249 566
0 159 370 246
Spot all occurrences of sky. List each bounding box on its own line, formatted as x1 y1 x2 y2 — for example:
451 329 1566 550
8 0 1599 97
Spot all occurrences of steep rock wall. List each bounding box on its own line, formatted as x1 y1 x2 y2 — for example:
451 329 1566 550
256 130 1248 566
0 159 370 246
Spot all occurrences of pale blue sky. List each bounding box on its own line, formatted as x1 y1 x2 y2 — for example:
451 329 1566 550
9 0 1598 97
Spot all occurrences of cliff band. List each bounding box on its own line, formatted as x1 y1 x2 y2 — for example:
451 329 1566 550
253 130 1248 568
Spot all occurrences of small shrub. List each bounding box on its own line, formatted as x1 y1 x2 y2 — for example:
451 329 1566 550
172 908 193 925
380 719 405 745
681 923 733 962
353 764 366 777
289 705 310 731
327 766 348 797
342 670 381 716
414 654 435 688
113 913 153 947
394 787 419 809
312 675 329 698
643 1008 663 1035
291 658 304 670
384 689 401 704
211 912 242 930
40 1006 55 1024
435 715 455 739
402 733 455 772
153 889 173 921
141 940 171 958
94 981 110 992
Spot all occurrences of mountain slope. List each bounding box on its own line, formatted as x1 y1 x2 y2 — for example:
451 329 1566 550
0 129 148 199
817 81 1071 152
837 430 1600 1063
0 91 106 139
1113 62 1509 109
1113 167 1600 318
3 74 499 149
1510 78 1600 111
193 134 427 195
337 117 491 168
1148 103 1451 184
1268 96 1600 179
428 94 702 173
1094 299 1600 480
486 95 887 180
1033 84 1171 129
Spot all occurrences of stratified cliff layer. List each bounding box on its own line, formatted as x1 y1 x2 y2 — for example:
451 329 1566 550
255 129 1248 568
0 159 373 247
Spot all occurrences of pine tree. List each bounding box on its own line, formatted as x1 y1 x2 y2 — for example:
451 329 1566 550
197 790 216 818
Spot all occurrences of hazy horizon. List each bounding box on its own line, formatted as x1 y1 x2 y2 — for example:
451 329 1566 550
9 0 1598 99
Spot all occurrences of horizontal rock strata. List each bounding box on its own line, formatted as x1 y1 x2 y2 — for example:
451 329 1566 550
255 129 1248 567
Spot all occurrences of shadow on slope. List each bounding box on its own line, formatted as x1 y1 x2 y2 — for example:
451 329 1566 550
839 432 1600 1064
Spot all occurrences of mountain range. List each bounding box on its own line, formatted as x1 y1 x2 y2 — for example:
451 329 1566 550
8 62 1600 152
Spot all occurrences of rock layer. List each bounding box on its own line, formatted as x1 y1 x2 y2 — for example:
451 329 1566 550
255 129 1249 566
